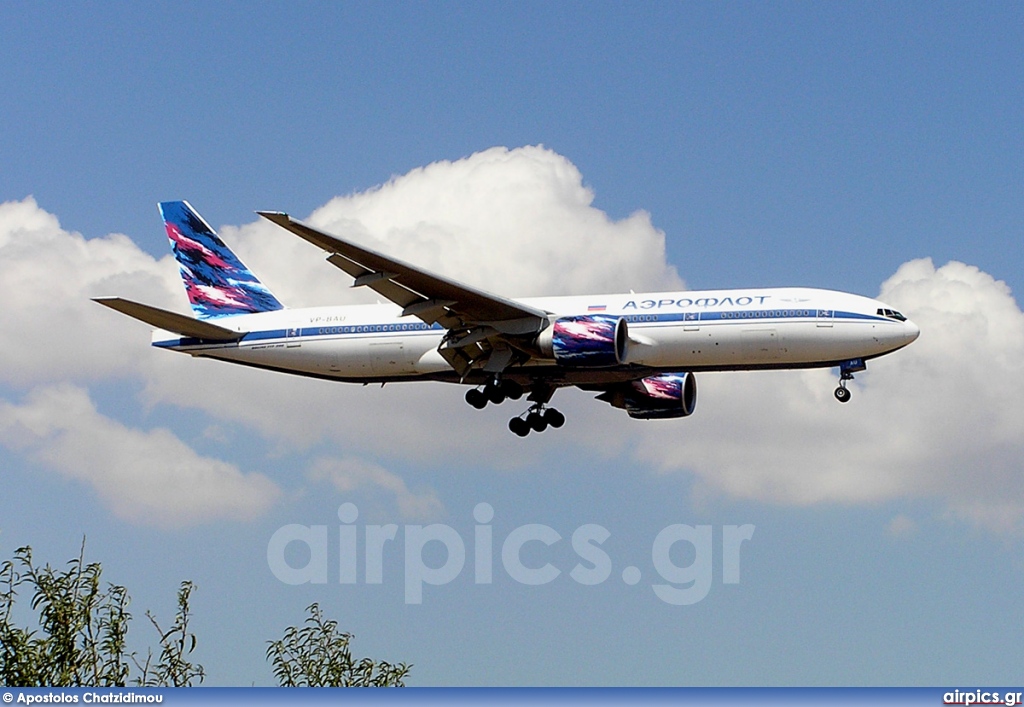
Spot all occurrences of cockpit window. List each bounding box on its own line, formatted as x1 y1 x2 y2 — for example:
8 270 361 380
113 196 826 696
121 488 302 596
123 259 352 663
877 308 907 322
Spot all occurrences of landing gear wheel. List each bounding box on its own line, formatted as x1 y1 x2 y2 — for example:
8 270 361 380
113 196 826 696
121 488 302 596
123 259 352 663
544 408 565 428
527 411 548 432
509 383 563 435
833 360 864 404
466 388 488 409
486 384 505 405
508 417 530 437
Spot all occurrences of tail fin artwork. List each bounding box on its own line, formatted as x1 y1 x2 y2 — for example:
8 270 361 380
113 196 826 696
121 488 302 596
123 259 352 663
159 200 284 319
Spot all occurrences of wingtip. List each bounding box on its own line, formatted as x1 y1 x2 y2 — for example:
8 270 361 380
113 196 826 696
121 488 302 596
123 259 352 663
257 210 290 225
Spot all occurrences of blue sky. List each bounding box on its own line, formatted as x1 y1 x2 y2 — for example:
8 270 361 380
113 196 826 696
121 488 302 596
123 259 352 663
1 1 1023 686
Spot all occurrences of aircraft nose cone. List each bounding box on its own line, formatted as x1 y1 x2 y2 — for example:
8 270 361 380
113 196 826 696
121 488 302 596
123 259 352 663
904 319 920 344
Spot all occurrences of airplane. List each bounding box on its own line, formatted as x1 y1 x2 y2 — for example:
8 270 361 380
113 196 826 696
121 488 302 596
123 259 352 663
95 201 920 437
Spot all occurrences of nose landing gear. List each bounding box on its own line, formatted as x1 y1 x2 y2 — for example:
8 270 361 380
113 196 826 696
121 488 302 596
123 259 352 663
834 358 866 403
834 380 852 403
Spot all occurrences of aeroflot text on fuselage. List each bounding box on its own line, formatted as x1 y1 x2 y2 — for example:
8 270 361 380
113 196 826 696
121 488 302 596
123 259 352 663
623 294 773 309
94 200 920 436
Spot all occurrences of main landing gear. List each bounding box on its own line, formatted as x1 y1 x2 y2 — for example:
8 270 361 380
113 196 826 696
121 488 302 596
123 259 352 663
464 378 566 436
834 358 866 403
508 382 564 437
508 405 565 437
465 377 523 409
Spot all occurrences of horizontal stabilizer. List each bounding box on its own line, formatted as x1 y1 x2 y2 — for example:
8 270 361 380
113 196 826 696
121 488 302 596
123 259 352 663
93 297 246 341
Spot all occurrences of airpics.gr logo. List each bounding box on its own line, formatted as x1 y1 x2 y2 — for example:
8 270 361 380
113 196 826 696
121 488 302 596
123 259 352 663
266 504 755 605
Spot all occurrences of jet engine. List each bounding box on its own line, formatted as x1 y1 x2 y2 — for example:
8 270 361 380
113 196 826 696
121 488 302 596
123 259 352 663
597 372 697 419
537 315 628 367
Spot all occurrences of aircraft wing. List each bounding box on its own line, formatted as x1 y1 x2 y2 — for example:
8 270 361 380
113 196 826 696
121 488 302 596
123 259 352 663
257 212 547 329
258 211 551 375
93 297 246 342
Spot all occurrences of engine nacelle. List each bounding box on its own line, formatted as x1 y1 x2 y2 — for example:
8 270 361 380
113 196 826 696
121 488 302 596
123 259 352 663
537 314 628 368
623 372 698 419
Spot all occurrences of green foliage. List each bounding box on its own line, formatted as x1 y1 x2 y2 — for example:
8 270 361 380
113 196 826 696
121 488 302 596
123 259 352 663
267 604 410 687
134 581 205 687
1 543 408 687
0 541 203 688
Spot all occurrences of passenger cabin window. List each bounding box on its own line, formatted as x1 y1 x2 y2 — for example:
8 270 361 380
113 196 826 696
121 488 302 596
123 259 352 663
876 308 907 322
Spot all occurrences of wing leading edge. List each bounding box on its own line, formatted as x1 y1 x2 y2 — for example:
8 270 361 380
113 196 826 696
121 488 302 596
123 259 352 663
258 211 550 375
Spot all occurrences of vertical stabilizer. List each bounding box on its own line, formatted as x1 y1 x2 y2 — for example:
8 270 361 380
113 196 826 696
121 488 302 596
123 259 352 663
159 200 284 319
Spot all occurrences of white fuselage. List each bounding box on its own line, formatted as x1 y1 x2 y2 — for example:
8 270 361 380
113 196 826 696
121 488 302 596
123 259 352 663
153 286 920 384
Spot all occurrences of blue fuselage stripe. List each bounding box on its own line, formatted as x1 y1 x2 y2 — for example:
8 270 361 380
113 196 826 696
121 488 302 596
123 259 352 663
153 310 890 348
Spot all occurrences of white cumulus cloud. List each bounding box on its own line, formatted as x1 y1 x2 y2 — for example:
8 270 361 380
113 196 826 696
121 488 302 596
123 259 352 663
0 384 281 527
626 259 1024 534
0 196 184 387
5 148 1024 536
308 456 445 522
220 145 683 308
